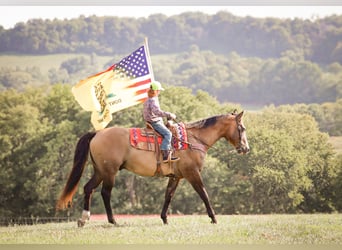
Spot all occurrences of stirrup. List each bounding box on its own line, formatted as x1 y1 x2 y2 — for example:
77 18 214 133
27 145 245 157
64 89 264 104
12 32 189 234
169 157 180 162
163 154 180 163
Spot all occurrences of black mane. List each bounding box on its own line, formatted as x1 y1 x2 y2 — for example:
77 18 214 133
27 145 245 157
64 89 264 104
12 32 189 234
185 115 224 129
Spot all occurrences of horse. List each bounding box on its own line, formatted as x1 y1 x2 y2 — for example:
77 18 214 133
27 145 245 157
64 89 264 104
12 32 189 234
56 111 249 226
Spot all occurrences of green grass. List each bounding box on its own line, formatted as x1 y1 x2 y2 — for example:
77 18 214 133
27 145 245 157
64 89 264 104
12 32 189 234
0 214 341 244
0 54 113 74
0 53 175 75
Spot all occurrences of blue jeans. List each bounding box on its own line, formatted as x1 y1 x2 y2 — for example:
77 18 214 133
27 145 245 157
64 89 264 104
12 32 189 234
151 120 172 151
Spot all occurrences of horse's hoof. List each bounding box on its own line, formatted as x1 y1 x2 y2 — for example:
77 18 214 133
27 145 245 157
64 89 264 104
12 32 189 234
161 217 168 225
108 219 117 225
77 219 85 227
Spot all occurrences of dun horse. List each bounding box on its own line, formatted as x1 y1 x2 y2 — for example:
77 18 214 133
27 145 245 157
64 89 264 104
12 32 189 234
56 111 249 226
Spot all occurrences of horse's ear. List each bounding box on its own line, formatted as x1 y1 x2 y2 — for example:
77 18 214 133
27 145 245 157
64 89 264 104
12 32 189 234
236 110 244 122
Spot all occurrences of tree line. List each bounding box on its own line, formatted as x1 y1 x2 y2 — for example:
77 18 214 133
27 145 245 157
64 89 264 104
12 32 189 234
0 12 341 65
0 12 341 106
1 48 341 109
0 84 341 218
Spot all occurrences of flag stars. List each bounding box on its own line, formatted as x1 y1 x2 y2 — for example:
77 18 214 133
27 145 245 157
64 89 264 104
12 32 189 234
115 46 149 78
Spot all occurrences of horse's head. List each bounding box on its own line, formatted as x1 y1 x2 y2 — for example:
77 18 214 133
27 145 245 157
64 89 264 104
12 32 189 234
225 111 250 154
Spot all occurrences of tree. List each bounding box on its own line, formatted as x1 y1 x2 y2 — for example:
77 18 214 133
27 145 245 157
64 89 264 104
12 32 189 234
60 56 90 75
0 84 339 217
0 89 48 216
211 110 338 214
332 154 342 211
0 85 90 217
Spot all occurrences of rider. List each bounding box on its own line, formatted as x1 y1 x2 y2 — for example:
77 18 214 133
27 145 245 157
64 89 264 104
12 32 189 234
143 81 180 163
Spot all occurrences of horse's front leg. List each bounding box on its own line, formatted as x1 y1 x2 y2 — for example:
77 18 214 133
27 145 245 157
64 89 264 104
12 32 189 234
161 176 180 225
187 173 217 224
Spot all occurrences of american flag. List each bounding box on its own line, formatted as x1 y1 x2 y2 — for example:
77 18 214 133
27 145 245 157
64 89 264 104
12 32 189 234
115 46 150 79
112 45 152 97
72 40 154 130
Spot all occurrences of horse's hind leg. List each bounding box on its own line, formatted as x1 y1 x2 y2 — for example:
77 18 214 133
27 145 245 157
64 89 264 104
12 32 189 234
161 177 180 225
78 173 102 227
101 176 117 225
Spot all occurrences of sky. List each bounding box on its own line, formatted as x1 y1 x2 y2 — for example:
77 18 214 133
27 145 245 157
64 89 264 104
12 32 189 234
1 6 342 29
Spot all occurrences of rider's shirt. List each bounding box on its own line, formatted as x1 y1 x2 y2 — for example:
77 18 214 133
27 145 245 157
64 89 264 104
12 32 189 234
143 96 170 123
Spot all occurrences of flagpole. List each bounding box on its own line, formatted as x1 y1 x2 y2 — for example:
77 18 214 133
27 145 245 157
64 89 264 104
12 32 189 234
144 37 155 82
73 38 154 130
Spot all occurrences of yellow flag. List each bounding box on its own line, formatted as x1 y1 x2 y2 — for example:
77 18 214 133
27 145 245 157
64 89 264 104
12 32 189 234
72 40 154 130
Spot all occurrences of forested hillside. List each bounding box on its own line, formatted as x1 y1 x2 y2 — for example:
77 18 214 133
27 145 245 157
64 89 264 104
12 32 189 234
1 12 341 64
0 85 341 217
0 12 341 106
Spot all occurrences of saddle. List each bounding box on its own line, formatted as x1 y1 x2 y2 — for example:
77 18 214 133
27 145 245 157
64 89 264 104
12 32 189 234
129 122 188 177
130 122 188 151
130 127 162 151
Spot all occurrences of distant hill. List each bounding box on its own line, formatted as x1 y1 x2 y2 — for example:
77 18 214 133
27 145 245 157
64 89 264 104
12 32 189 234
0 12 341 106
0 12 341 64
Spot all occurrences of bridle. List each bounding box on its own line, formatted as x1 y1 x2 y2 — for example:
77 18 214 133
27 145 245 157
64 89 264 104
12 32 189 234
174 113 247 154
235 116 246 154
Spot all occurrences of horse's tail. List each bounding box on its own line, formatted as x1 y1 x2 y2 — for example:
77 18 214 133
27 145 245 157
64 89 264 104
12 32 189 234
56 131 97 210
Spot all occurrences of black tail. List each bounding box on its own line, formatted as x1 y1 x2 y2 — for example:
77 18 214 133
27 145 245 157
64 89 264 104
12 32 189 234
56 132 97 210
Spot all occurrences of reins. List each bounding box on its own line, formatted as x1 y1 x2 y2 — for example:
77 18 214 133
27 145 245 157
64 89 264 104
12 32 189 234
173 110 243 155
171 118 217 153
173 132 211 153
179 132 236 154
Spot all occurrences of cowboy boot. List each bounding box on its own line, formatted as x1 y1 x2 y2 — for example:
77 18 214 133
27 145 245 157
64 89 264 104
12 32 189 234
162 150 180 163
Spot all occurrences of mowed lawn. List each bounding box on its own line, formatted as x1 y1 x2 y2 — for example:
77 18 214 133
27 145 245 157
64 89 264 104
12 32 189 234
0 214 341 244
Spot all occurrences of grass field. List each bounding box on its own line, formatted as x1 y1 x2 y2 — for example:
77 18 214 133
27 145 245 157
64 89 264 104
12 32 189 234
0 54 113 74
0 53 172 75
0 214 341 244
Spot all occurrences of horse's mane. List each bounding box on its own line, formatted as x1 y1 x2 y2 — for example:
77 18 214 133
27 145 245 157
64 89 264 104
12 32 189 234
185 115 225 129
